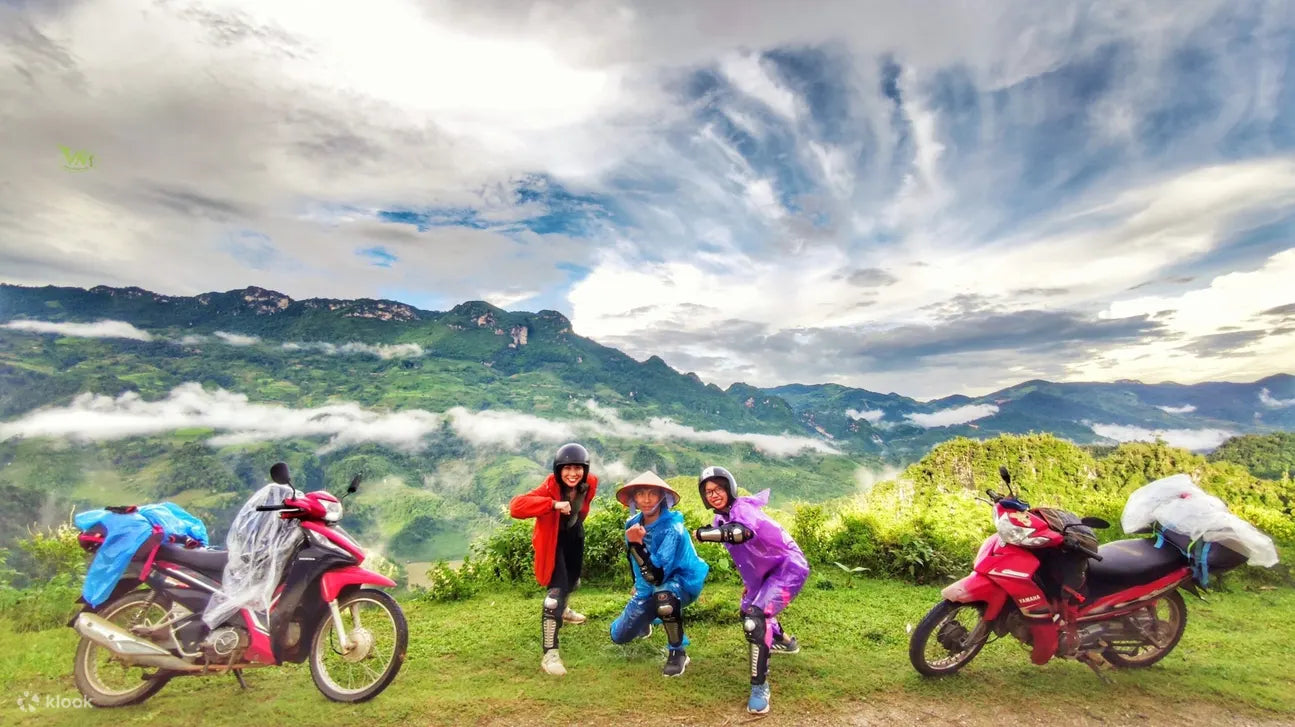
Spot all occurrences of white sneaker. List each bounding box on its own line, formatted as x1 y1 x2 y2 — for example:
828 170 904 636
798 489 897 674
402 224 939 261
541 649 566 676
562 606 586 625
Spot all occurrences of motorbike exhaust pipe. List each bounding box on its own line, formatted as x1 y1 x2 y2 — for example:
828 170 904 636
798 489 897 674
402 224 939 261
73 613 202 672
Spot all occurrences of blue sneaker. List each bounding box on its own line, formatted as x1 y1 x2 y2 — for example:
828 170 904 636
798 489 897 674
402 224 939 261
747 682 770 714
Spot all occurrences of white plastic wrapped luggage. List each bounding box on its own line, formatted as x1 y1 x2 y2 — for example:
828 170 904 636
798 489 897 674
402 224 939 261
1121 474 1279 568
202 483 304 628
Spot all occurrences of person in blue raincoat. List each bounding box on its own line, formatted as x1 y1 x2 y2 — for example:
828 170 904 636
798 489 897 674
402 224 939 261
608 470 709 677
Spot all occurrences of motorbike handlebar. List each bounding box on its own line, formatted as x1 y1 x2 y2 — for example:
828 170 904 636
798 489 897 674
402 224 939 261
1076 543 1103 561
256 504 287 512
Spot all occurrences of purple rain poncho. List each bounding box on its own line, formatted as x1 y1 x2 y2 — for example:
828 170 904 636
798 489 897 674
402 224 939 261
712 489 809 616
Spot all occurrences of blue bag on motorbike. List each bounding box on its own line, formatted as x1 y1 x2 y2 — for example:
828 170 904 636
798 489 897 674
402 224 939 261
75 503 210 608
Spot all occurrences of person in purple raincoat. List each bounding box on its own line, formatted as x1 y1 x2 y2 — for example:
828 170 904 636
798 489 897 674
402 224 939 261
693 465 809 715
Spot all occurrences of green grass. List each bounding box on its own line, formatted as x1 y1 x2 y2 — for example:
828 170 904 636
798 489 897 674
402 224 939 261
67 471 144 505
2 575 1292 725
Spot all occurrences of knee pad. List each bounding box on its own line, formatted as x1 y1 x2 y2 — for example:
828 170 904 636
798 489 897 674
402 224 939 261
656 591 685 648
743 610 770 685
542 588 564 650
543 588 564 617
654 591 680 621
743 611 767 645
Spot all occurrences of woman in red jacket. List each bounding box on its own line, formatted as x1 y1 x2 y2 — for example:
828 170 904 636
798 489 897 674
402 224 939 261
508 442 599 676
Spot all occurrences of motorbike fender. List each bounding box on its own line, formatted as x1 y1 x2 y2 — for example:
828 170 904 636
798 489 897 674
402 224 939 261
320 566 396 603
942 573 1010 621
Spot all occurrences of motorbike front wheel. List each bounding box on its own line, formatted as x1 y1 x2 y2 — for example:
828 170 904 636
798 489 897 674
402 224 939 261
909 599 990 676
309 588 408 702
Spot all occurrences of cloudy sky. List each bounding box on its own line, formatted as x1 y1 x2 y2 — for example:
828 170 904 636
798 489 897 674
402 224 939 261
2 0 1293 399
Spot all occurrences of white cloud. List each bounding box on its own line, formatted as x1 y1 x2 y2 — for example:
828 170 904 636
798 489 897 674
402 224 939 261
1156 404 1197 414
1070 247 1295 385
0 383 833 458
214 331 260 346
719 51 799 122
598 459 633 483
1 319 154 341
1090 423 1237 452
846 408 885 424
1259 388 1295 409
281 341 425 359
481 289 541 309
581 400 836 456
3 0 1291 400
854 464 903 494
441 407 577 450
905 404 999 428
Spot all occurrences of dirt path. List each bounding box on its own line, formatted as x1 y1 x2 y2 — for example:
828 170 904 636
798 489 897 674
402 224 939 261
471 693 1295 727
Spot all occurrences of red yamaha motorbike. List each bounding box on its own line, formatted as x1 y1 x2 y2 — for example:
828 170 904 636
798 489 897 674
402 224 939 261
69 463 407 706
909 467 1244 678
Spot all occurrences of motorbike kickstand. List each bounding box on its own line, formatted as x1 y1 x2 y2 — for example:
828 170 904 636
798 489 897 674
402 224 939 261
232 669 248 690
1077 651 1112 684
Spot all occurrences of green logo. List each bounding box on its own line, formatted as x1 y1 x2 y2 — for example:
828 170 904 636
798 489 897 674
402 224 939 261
60 145 94 172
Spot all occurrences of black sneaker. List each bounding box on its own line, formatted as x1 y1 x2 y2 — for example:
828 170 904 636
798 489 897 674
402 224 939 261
771 634 800 654
662 649 689 677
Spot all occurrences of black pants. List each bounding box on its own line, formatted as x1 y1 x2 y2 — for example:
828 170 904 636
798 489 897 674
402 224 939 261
548 523 585 592
543 522 584 651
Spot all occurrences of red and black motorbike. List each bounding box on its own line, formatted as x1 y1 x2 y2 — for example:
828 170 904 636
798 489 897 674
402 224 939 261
909 466 1244 678
69 463 407 706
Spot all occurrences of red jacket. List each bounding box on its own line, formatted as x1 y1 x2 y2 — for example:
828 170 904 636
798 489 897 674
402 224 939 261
509 473 599 587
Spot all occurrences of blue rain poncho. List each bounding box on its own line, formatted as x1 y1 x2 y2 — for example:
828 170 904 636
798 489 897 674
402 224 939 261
625 507 709 603
74 503 209 608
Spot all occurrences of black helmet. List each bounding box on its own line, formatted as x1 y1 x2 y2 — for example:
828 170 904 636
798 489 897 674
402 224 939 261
698 465 737 509
553 442 590 482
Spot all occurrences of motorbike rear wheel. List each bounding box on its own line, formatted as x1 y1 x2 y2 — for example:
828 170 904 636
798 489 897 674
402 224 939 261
72 591 174 707
309 588 408 702
909 600 989 676
1101 590 1187 668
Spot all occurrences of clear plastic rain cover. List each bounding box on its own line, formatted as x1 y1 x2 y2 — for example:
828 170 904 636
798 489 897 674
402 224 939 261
202 483 304 628
1121 474 1279 567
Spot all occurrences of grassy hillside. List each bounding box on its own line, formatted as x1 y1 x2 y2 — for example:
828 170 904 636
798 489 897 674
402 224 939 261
1210 432 1295 481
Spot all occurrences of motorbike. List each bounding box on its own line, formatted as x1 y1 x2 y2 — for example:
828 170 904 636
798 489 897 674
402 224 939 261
909 466 1245 679
68 463 408 706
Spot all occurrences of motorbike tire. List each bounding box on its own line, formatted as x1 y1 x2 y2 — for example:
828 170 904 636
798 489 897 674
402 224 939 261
73 590 174 707
309 588 408 703
1102 590 1187 668
909 599 989 677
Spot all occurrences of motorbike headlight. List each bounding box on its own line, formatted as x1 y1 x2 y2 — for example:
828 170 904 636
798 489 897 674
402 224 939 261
995 513 1051 547
323 499 344 523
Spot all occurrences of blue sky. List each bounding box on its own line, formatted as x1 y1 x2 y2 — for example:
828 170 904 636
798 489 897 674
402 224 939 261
1 0 1293 398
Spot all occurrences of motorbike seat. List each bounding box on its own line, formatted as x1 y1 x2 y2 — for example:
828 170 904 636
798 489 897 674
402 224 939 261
157 542 230 577
1085 538 1186 599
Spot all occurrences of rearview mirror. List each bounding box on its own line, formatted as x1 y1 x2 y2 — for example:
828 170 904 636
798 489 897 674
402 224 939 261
270 462 292 485
998 466 1011 486
347 474 362 494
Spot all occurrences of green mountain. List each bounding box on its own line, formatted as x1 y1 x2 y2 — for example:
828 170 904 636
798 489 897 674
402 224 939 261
757 375 1295 459
0 282 1290 568
0 283 805 434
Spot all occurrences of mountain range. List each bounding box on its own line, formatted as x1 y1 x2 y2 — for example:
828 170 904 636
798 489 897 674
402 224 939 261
2 283 1292 460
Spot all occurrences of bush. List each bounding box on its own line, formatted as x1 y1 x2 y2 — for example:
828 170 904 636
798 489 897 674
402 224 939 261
421 435 1295 594
421 558 480 603
0 522 87 632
